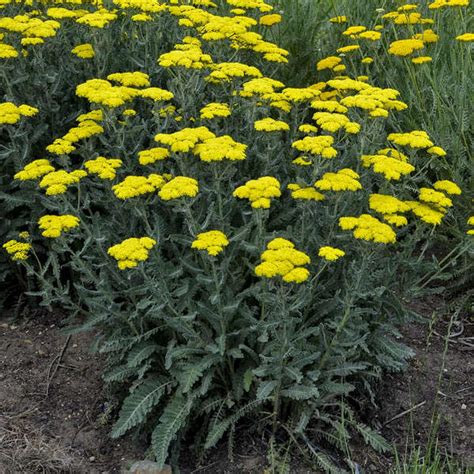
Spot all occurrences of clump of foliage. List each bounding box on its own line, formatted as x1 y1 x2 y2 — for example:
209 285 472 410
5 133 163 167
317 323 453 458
1 0 472 470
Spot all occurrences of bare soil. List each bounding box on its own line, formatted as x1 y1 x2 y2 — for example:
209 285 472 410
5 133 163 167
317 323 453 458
0 300 472 473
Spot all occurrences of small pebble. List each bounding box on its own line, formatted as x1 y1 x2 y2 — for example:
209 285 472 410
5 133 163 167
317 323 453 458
89 456 96 462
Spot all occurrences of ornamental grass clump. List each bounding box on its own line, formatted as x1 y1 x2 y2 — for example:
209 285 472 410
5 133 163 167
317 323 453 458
1 0 472 470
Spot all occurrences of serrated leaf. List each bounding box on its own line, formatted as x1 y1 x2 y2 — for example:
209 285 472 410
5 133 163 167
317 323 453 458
112 378 170 438
151 394 193 468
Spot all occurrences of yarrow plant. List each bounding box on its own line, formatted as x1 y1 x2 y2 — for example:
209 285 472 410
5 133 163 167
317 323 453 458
1 0 472 470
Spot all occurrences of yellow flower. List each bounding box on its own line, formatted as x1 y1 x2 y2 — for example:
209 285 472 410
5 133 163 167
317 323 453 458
405 201 445 225
388 39 424 56
433 180 462 195
193 135 247 162
318 246 345 261
456 33 474 42
39 170 87 195
200 102 231 119
412 56 432 64
292 135 337 158
159 176 199 201
316 56 342 71
113 174 168 199
233 176 281 209
419 188 453 208
108 237 156 270
2 240 31 261
191 230 229 256
72 43 94 59
339 214 396 244
38 215 80 238
329 16 347 24
0 102 38 124
255 238 311 283
138 147 170 165
259 14 281 26
361 154 415 180
84 157 122 180
369 194 410 214
14 159 54 180
387 130 434 149
254 118 289 132
287 184 325 201
155 126 215 153
315 169 362 192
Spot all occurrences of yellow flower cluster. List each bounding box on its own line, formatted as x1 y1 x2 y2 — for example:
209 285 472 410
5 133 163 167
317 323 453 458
287 184 325 201
0 102 38 124
339 215 397 244
39 170 87 195
467 217 474 236
369 194 411 227
259 14 281 26
361 151 415 181
292 135 337 158
138 147 170 165
72 43 94 58
14 159 54 181
429 0 469 9
158 38 213 69
456 33 474 42
200 102 231 119
112 174 169 199
255 238 311 284
207 62 262 83
193 135 247 162
84 157 123 180
315 169 362 192
191 230 229 256
388 130 434 149
340 87 407 118
155 126 215 153
2 239 31 261
316 56 342 71
388 39 424 56
46 118 104 155
38 215 80 238
108 237 156 270
76 9 117 28
0 44 18 58
158 176 199 201
318 246 345 261
233 176 281 209
254 117 289 132
312 112 360 134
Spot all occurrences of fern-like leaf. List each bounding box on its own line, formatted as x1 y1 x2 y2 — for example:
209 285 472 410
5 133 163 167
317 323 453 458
151 394 193 468
112 378 170 438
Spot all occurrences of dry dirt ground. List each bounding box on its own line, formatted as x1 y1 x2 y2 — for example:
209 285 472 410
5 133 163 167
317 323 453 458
0 301 472 473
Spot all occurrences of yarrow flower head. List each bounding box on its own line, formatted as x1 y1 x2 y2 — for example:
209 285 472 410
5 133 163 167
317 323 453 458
159 176 199 201
0 102 39 124
2 239 31 261
315 169 362 192
318 246 345 261
113 174 170 199
254 117 289 132
14 159 54 180
108 237 156 270
39 170 87 195
38 215 80 238
72 43 95 59
339 214 397 244
287 184 325 201
191 230 229 256
85 157 122 180
233 176 281 209
255 238 311 283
